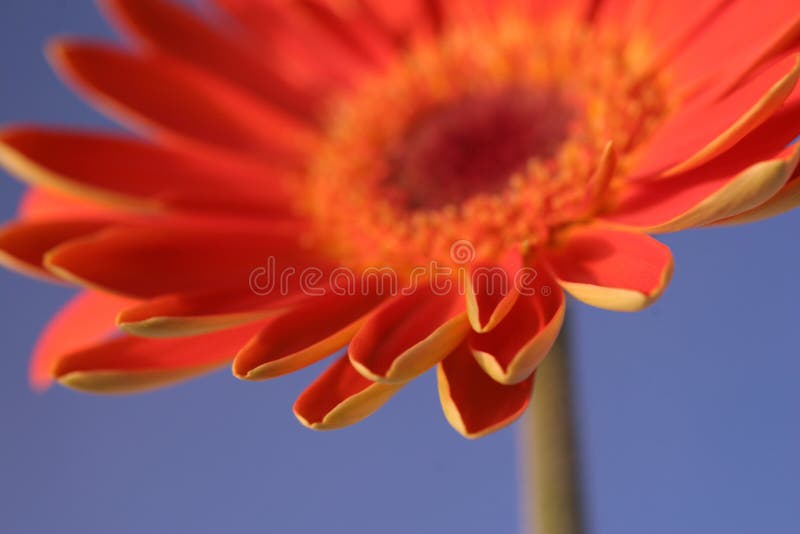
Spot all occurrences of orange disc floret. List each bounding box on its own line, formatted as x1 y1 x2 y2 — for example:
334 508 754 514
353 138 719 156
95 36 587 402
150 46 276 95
303 14 673 273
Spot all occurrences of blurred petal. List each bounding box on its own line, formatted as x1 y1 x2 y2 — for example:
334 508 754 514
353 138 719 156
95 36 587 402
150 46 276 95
49 41 315 160
30 291 135 391
54 322 264 394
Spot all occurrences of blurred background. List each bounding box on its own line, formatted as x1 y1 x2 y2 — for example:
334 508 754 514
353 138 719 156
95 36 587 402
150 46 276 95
0 2 798 533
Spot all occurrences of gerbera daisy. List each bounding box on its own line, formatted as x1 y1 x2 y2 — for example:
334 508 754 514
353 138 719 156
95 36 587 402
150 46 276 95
1 0 798 439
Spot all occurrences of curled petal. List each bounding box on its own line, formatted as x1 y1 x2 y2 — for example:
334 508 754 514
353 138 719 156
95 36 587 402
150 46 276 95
465 250 522 333
544 227 674 312
294 356 402 431
437 342 534 439
470 281 565 385
349 287 469 384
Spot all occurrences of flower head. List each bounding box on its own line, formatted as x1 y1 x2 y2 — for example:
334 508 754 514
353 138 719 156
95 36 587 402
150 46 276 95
1 0 799 437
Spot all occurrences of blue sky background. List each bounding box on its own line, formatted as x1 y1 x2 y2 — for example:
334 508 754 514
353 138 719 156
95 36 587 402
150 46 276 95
0 2 798 533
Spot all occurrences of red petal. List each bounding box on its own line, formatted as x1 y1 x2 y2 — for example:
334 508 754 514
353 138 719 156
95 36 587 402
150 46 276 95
44 219 317 298
49 41 315 161
294 356 402 430
30 291 136 391
608 144 800 232
715 162 800 225
101 0 322 122
212 0 379 86
470 277 565 385
544 226 673 312
16 188 119 220
0 219 112 279
0 127 293 215
117 289 304 337
664 2 800 95
54 322 264 394
634 55 800 177
234 293 384 380
438 342 534 439
349 287 469 383
465 250 522 333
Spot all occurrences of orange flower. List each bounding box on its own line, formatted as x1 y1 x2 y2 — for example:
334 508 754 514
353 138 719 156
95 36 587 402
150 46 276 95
1 0 799 438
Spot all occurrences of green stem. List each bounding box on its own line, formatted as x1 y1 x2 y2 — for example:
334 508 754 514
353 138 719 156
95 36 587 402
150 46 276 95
521 326 585 534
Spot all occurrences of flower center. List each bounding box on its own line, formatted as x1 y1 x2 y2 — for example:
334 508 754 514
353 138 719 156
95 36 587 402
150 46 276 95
302 14 671 273
388 89 574 210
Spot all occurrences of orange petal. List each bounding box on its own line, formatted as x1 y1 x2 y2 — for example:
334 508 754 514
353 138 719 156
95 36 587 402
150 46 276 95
664 2 800 96
609 144 800 233
117 289 304 337
349 288 469 384
293 356 402 431
54 322 264 394
437 342 534 439
212 0 369 87
17 188 120 220
634 55 800 177
714 163 800 226
30 291 136 391
0 127 292 215
465 250 522 333
101 0 321 122
470 282 565 385
43 220 314 298
234 293 384 380
544 226 673 312
48 41 314 161
0 219 111 279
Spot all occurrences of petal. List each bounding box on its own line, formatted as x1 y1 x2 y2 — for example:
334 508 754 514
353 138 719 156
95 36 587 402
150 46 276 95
0 127 293 215
0 219 111 279
544 226 674 312
465 251 522 333
30 291 135 391
54 322 264 394
437 342 534 439
663 2 800 95
234 293 384 380
608 144 800 232
212 0 369 87
49 41 315 161
293 355 402 431
101 0 322 122
349 287 469 384
117 289 302 338
43 220 315 298
16 188 120 220
714 163 800 225
470 282 565 385
634 55 800 177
